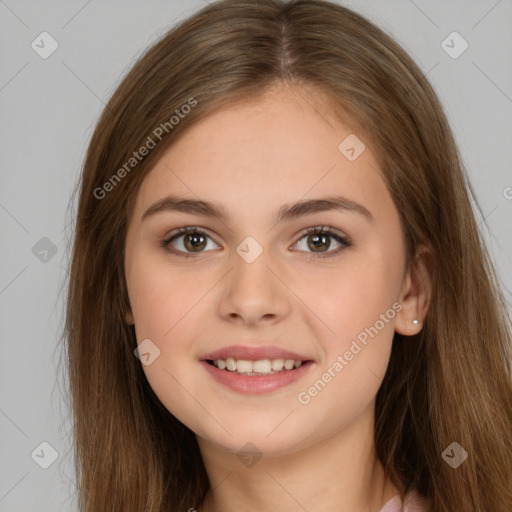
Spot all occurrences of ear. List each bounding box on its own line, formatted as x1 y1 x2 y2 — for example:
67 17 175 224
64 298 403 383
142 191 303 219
395 245 433 336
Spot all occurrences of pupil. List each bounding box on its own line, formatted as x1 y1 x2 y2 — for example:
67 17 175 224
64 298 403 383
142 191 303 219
185 233 206 251
309 234 329 252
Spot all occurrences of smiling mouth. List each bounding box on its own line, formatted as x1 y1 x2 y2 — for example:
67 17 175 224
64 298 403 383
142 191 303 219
206 357 306 375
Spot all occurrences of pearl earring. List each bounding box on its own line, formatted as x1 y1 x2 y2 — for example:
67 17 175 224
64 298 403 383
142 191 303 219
412 319 419 325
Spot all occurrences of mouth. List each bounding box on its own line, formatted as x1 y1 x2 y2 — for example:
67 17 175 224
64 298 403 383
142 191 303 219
205 357 305 376
199 345 314 394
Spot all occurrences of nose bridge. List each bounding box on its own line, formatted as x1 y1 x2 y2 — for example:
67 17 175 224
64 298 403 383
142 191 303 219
231 236 276 295
218 235 290 324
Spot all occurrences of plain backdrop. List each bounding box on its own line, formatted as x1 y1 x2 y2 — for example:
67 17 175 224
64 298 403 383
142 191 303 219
0 0 511 510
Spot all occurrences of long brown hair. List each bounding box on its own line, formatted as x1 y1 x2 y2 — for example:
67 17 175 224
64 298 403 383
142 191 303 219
62 0 512 510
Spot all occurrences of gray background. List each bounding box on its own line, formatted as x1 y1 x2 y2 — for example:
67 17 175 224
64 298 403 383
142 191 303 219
0 0 511 510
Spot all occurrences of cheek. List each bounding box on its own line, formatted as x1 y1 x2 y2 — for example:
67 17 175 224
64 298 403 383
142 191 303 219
125 252 216 434
297 243 403 405
306 251 402 345
125 246 206 340
294 259 399 431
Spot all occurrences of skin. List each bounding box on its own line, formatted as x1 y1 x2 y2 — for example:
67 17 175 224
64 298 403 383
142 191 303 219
124 82 431 512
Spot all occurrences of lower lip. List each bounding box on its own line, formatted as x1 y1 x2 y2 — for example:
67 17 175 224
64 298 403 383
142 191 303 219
200 360 313 394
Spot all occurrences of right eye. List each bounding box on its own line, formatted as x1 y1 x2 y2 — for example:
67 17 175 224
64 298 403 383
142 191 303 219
161 226 220 257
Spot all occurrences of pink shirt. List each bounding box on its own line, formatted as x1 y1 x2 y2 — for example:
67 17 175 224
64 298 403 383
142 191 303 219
379 490 430 512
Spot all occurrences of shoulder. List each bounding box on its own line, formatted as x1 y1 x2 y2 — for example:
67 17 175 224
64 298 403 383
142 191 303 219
380 490 431 512
403 490 431 511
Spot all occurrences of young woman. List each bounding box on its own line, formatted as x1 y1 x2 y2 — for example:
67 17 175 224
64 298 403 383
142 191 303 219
64 1 512 510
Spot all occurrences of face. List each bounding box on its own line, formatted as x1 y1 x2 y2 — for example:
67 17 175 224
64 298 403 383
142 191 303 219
124 83 410 457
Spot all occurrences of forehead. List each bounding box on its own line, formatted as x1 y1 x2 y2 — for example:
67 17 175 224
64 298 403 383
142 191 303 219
132 85 392 226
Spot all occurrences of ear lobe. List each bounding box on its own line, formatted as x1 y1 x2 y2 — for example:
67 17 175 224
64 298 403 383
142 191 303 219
395 246 433 336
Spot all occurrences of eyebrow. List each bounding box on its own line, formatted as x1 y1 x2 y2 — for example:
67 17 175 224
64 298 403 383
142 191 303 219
141 194 373 224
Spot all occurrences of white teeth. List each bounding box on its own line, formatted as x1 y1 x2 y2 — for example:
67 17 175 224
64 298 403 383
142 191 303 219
236 359 253 373
252 359 272 373
271 358 284 371
284 359 295 370
211 357 304 374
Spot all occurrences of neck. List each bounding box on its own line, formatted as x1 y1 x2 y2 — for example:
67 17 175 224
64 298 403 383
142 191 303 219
196 404 398 512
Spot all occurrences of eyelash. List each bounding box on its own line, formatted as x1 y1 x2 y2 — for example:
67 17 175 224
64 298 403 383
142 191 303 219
161 225 352 259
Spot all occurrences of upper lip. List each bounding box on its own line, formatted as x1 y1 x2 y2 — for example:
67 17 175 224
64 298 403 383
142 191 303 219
200 345 312 362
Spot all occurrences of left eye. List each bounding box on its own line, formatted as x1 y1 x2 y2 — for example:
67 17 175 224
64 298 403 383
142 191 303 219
292 226 351 258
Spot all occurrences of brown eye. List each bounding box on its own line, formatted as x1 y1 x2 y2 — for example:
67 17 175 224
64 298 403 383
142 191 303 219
162 227 219 256
294 226 351 258
183 232 207 252
306 232 331 252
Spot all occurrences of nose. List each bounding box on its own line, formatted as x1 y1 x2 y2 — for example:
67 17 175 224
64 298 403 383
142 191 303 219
217 244 292 327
